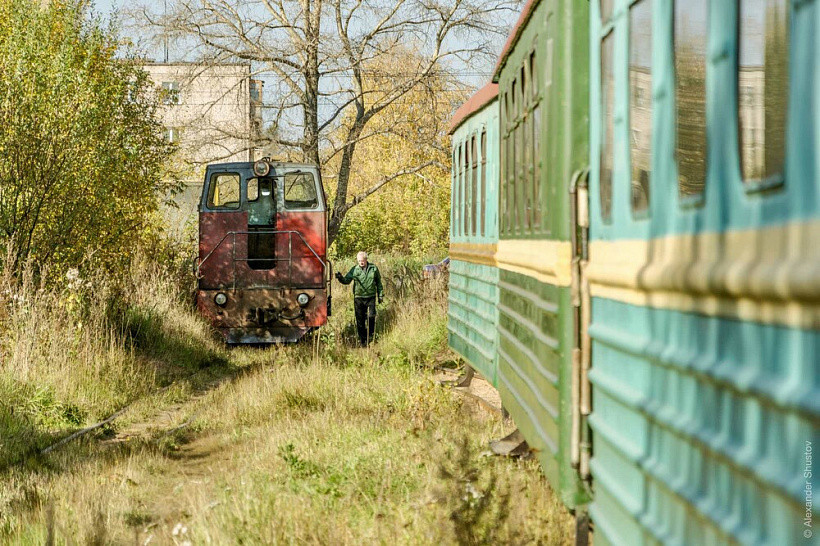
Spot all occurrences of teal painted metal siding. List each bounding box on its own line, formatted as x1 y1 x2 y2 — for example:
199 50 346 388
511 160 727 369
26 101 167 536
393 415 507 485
448 261 500 385
588 0 819 543
448 98 500 384
588 299 819 545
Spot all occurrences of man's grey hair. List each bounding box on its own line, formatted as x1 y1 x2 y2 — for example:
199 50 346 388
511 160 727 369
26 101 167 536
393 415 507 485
356 251 368 261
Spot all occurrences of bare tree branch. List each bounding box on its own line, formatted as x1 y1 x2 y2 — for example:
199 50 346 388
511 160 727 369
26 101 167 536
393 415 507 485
132 0 520 243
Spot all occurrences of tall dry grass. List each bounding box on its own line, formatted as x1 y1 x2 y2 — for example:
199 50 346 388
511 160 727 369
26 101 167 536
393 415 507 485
1 252 577 544
0 250 228 469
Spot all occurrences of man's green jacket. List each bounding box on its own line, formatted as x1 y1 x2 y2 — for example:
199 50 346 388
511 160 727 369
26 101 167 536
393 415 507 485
338 263 385 299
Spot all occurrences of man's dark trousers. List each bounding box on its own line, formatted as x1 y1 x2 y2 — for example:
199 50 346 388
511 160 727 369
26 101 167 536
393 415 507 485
354 296 377 346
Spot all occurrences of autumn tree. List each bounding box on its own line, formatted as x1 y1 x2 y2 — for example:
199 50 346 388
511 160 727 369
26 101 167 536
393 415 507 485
0 0 174 279
330 50 466 255
138 0 519 244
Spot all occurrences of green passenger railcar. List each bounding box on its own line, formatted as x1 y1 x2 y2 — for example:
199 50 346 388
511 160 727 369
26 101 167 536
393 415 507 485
493 0 590 508
448 85 501 386
448 0 818 543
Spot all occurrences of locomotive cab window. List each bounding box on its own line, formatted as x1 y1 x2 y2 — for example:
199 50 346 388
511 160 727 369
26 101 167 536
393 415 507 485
738 0 789 187
283 172 319 209
248 178 259 201
207 173 241 210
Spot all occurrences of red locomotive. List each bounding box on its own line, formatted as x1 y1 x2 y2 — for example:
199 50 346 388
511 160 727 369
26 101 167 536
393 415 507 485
196 159 331 343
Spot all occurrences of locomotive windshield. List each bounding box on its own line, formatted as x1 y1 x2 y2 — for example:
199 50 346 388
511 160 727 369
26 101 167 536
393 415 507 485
283 172 318 209
207 173 241 209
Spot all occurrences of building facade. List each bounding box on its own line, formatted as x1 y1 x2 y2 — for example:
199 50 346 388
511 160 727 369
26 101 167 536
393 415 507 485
142 62 264 231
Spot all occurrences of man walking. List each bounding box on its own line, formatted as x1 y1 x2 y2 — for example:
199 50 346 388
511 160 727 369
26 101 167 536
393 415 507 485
335 251 385 346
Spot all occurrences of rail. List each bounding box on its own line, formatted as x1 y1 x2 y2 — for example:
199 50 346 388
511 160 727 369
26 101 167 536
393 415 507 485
196 230 329 291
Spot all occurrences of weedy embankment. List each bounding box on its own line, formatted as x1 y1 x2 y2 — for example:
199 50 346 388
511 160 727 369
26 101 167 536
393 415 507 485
0 255 575 545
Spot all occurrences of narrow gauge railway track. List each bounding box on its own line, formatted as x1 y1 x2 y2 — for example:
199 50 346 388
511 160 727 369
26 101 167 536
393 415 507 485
1 356 258 472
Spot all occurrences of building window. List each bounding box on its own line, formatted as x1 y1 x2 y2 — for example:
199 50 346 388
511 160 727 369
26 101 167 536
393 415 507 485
675 0 708 199
250 79 263 103
738 0 789 184
161 81 180 105
630 0 652 214
165 127 181 144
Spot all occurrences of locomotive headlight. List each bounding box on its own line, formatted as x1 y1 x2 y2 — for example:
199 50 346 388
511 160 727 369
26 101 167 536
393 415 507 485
296 293 310 307
253 159 270 177
214 292 228 307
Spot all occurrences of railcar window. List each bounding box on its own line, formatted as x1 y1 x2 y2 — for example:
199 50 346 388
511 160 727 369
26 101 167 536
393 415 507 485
505 94 514 235
630 0 653 213
675 0 708 198
480 130 487 237
207 173 241 209
464 137 473 235
523 88 532 230
506 91 515 235
738 0 789 184
600 32 615 221
471 135 478 236
601 0 614 22
512 79 519 233
531 49 542 230
283 173 318 209
451 148 457 235
503 95 509 234
455 143 462 236
462 140 468 235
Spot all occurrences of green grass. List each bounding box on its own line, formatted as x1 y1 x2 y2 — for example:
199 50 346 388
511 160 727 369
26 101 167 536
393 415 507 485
0 254 576 544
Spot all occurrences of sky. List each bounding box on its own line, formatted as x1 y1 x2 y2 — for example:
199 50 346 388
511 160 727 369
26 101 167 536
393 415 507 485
92 0 506 85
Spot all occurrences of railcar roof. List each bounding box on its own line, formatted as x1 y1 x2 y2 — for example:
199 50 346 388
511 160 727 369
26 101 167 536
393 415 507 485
492 0 541 81
448 83 499 135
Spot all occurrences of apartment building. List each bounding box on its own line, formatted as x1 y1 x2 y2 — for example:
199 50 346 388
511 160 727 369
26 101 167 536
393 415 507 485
142 62 263 231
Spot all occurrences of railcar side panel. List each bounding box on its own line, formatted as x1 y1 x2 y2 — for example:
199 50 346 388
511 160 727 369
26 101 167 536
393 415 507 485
494 0 590 508
588 0 819 543
497 268 568 489
448 93 501 386
447 260 500 385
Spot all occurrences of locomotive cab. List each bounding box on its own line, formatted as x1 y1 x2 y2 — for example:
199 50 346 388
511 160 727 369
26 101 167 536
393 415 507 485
196 159 330 343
